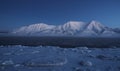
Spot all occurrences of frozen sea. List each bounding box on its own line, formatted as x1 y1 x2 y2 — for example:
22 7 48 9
0 45 120 71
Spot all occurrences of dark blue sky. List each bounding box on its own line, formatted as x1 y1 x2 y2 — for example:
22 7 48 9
0 0 120 31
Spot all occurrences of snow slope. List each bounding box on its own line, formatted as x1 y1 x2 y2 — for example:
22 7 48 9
12 21 120 36
0 45 120 71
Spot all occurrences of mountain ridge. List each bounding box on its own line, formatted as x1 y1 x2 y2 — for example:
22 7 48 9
12 20 120 37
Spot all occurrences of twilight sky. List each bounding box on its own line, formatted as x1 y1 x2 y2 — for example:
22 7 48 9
0 0 120 31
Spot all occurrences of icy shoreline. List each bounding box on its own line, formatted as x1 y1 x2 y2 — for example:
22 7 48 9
0 45 120 71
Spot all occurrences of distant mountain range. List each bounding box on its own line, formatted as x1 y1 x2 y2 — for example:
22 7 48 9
12 20 120 37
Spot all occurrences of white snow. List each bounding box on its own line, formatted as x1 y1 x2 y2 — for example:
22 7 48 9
0 45 120 71
12 23 55 34
86 20 106 33
62 21 86 31
2 60 14 65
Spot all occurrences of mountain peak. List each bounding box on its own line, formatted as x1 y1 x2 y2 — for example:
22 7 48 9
28 23 48 27
89 20 104 26
90 20 98 23
86 20 107 34
88 20 106 28
63 21 86 31
67 21 84 24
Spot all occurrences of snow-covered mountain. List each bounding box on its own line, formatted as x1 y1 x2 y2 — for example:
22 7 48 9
113 28 120 33
12 20 120 37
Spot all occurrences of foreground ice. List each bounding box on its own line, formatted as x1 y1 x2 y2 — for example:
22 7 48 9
0 45 120 71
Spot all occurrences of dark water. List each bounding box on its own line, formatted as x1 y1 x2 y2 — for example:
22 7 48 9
0 36 120 48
